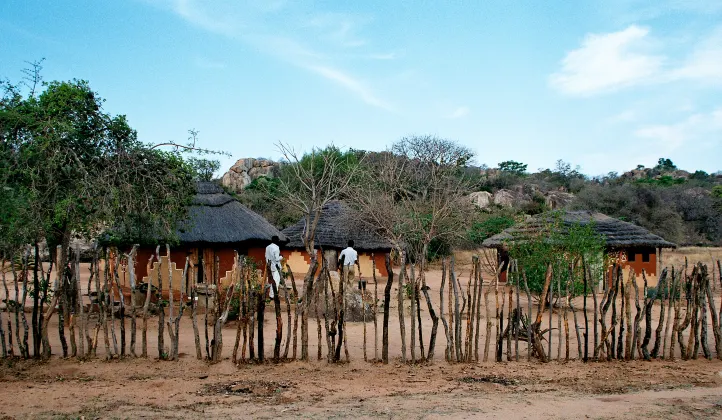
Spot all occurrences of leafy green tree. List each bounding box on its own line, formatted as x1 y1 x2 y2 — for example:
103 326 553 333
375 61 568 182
498 160 527 175
188 157 220 181
1 75 198 357
655 158 677 171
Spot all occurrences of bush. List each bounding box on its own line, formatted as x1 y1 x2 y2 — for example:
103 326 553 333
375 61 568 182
467 215 515 246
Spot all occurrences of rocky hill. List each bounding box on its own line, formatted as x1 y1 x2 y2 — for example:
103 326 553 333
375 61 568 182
221 158 280 191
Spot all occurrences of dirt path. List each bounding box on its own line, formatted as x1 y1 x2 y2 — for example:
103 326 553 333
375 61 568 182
1 358 721 419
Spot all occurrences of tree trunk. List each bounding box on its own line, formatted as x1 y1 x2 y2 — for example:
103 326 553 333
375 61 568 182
73 246 85 359
141 247 157 358
662 268 675 359
421 265 439 361
32 243 40 358
451 257 462 362
523 269 532 361
373 255 379 361
483 269 493 362
300 257 318 361
474 258 483 362
283 265 293 360
270 262 283 361
409 262 416 363
704 265 722 360
288 265 300 360
590 264 599 361
651 269 668 358
233 263 246 363
397 251 407 363
382 254 394 364
531 264 553 363
631 272 642 360
439 259 450 362
582 257 589 361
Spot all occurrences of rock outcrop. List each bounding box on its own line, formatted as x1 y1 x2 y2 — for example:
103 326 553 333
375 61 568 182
469 189 575 211
469 191 493 209
493 189 515 207
545 191 575 210
221 158 279 191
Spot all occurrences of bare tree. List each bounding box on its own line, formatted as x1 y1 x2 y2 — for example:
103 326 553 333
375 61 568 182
349 135 475 362
274 143 362 361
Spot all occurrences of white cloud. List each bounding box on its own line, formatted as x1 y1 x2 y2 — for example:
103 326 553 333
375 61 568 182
445 106 470 119
305 65 395 111
668 27 722 85
171 0 239 37
153 0 395 111
549 25 663 96
634 108 722 150
550 25 722 95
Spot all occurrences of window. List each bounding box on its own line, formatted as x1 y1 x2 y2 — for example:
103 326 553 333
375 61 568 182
642 252 650 262
628 251 636 262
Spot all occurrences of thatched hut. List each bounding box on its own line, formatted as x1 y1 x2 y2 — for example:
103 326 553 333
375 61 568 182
281 201 393 277
127 181 286 294
482 210 676 286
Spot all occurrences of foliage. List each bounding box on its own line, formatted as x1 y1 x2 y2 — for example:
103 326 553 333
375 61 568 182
188 157 220 181
655 158 677 171
351 135 475 264
498 160 527 175
467 215 515 246
636 175 686 186
0 72 197 254
507 214 606 296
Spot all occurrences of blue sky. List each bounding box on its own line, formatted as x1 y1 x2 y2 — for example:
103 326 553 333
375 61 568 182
1 0 721 176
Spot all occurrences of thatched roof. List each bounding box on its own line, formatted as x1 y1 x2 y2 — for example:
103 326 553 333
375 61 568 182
177 182 286 245
482 210 676 250
282 201 393 251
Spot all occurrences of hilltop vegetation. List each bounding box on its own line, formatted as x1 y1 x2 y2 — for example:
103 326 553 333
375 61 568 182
230 152 722 249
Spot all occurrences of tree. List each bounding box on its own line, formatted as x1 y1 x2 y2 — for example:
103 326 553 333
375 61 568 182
656 158 677 171
498 160 527 175
273 143 362 361
350 135 475 362
188 157 220 181
1 76 197 358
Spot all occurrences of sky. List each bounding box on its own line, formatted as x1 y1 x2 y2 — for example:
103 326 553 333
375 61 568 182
1 0 721 177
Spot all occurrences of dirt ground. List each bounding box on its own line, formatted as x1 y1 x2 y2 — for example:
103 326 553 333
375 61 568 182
0 247 721 418
1 357 722 419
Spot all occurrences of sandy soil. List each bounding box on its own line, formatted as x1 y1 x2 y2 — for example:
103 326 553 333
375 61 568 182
0 248 721 418
1 357 721 418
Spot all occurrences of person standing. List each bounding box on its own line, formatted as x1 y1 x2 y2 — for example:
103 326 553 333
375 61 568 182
265 235 283 298
338 240 361 284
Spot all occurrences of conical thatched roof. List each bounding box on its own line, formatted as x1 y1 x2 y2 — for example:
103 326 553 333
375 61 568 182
482 210 676 249
177 182 286 245
282 201 393 251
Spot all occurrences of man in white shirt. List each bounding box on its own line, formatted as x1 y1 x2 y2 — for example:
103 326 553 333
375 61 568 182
338 240 361 284
265 235 283 299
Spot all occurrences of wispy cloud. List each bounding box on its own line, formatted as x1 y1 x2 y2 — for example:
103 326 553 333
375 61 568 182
668 27 722 85
445 106 470 119
634 108 722 150
156 0 395 111
171 0 239 37
305 64 394 111
549 25 663 96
